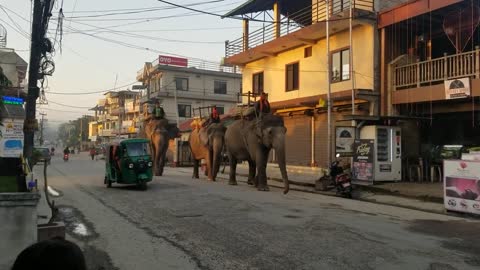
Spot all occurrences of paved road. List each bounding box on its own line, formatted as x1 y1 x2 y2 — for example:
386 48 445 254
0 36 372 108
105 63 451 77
38 153 480 270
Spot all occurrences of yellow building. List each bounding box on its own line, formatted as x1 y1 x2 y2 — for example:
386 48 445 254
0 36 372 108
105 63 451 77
224 0 377 167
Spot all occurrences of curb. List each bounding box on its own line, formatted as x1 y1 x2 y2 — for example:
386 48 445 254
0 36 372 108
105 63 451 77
216 174 448 215
232 171 444 204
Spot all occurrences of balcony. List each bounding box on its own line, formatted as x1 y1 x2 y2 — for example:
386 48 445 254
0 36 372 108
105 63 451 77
392 49 480 90
390 48 480 104
224 0 375 65
137 57 240 81
152 88 238 102
99 129 114 137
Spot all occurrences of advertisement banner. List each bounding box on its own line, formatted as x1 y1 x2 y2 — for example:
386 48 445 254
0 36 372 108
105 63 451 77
0 119 24 158
352 139 374 185
158 55 188 67
444 160 480 215
444 77 470 99
335 126 355 156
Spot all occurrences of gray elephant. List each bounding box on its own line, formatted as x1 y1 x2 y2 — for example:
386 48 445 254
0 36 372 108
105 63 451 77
143 119 179 176
225 114 289 194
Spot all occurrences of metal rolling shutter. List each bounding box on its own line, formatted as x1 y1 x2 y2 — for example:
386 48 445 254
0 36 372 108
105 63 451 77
283 115 311 166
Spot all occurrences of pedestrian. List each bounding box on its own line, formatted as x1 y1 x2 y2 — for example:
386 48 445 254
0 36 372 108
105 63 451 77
11 237 86 270
89 147 96 160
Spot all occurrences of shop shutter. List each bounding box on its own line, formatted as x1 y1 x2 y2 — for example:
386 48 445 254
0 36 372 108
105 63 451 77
283 115 312 166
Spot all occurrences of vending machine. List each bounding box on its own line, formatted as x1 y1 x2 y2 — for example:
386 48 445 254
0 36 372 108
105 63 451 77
360 125 402 181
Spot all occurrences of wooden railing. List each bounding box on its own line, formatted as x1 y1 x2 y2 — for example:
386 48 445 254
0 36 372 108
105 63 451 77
393 47 480 90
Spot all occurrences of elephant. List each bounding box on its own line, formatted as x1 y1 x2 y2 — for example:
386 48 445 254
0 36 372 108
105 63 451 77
225 114 289 194
189 123 226 181
143 119 179 176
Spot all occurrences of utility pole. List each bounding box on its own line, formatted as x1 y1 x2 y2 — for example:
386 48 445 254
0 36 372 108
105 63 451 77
25 0 52 159
326 0 332 166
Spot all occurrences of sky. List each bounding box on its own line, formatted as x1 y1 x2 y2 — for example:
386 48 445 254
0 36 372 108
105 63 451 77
1 0 253 126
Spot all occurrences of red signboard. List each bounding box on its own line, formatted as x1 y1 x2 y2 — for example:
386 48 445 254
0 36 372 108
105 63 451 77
158 55 188 67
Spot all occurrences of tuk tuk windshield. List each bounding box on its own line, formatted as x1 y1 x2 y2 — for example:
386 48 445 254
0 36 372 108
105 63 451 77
125 142 150 157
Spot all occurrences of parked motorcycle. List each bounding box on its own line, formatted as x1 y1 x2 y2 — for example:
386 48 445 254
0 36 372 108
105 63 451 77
317 154 353 198
63 153 69 162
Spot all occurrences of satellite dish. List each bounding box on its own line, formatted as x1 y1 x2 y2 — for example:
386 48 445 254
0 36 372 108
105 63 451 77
0 24 6 48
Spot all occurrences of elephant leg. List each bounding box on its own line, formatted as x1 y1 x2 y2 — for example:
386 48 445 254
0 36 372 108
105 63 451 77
247 160 256 186
256 151 269 192
192 159 200 179
228 157 238 186
206 151 214 181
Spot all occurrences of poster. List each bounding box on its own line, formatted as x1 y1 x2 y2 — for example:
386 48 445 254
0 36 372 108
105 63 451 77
0 119 24 158
444 160 480 215
444 77 470 99
352 139 374 185
335 126 356 156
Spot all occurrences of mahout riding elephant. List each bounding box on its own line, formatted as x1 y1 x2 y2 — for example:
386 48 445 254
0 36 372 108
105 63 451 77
143 119 179 176
189 122 226 181
225 114 289 194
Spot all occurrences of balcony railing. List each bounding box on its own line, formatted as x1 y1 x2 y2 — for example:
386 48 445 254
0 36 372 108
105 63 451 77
137 57 240 80
392 48 480 90
225 0 374 58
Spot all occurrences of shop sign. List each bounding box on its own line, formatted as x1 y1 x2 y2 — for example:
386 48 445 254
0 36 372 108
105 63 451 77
2 96 24 105
444 77 470 99
352 139 374 185
158 55 188 67
0 119 24 157
335 126 355 156
444 160 480 215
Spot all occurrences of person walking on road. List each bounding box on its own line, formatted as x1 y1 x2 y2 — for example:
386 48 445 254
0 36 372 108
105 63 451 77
89 147 96 161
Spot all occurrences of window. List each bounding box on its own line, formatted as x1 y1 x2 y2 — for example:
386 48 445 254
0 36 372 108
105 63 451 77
285 62 299 91
214 81 227 94
304 46 312 58
175 77 189 91
213 106 224 115
331 48 350 82
178 104 191 118
252 72 264 94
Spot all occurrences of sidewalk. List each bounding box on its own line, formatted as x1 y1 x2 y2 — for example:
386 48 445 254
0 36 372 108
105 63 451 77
218 163 446 214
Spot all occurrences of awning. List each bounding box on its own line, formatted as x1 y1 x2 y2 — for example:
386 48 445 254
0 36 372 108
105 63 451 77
0 102 25 119
223 0 311 18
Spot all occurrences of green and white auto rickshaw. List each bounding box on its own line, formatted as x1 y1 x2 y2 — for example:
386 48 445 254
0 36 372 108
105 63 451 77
104 138 153 190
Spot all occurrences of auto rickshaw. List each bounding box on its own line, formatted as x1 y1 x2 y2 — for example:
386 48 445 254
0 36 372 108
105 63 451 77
104 138 153 190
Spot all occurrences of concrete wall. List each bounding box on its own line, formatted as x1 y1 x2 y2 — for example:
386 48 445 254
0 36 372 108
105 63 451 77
241 24 375 104
0 193 40 269
0 49 27 87
150 70 242 121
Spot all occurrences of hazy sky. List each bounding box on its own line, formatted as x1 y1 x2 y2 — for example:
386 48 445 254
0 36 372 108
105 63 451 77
2 0 251 125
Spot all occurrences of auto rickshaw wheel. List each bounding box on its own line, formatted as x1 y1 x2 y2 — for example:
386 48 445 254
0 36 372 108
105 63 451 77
138 182 147 191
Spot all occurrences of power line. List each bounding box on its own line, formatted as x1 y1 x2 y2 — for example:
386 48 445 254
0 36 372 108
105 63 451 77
67 20 225 44
63 0 223 19
45 81 139 95
46 100 94 109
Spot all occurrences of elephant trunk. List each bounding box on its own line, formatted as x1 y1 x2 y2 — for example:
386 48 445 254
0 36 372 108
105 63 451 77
211 136 224 180
273 132 289 194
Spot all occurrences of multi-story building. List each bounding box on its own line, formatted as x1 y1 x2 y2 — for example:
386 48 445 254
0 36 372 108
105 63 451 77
89 90 141 143
136 55 242 124
224 0 378 167
380 0 480 174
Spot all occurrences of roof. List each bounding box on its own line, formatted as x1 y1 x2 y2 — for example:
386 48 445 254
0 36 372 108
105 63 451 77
223 0 311 18
179 119 194 132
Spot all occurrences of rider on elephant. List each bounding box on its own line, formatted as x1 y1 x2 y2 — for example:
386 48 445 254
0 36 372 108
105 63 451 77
203 106 220 127
154 101 165 120
254 92 271 117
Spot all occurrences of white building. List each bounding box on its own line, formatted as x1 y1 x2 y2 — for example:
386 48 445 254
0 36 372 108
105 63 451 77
136 55 242 123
